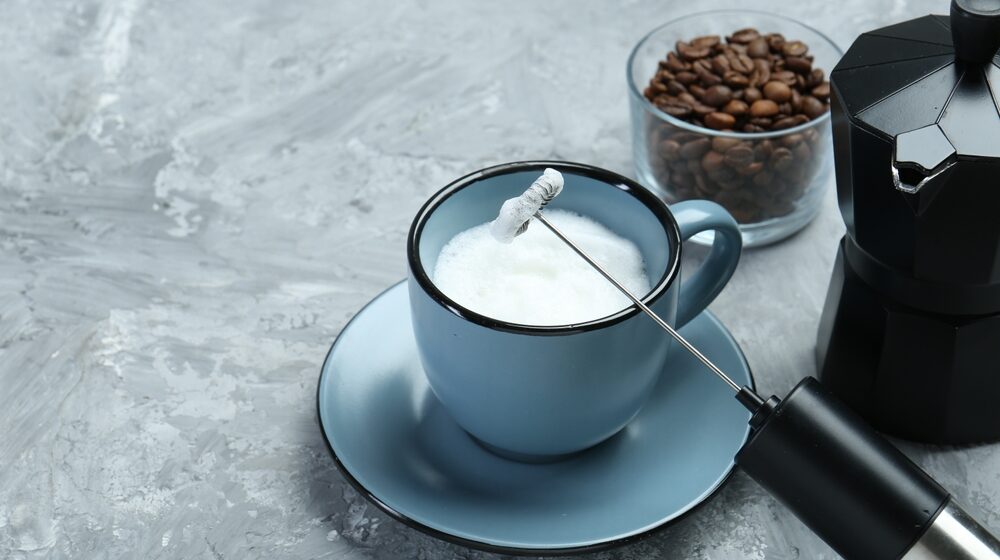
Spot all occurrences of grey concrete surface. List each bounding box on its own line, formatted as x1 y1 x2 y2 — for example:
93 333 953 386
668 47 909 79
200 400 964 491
1 0 997 558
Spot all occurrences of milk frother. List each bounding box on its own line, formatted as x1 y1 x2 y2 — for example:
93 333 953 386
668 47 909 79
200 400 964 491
494 172 1000 559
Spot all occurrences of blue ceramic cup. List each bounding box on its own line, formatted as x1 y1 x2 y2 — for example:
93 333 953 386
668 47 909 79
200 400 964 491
407 161 741 460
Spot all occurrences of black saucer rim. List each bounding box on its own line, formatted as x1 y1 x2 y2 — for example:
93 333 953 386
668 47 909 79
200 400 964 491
315 280 756 556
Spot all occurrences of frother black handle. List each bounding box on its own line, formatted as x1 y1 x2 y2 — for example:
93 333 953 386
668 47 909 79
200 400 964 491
951 0 1000 63
736 377 949 560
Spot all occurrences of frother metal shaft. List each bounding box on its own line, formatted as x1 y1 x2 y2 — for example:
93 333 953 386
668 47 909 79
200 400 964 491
533 211 743 393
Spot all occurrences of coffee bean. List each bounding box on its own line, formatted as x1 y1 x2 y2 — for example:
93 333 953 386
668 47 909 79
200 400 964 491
736 161 765 177
811 82 830 100
702 85 733 107
705 112 736 129
691 35 721 49
744 87 763 103
750 99 780 117
701 150 725 172
663 104 693 117
724 145 755 168
675 71 698 85
808 68 825 88
762 81 792 102
801 95 826 119
790 89 803 111
667 80 687 95
722 99 749 116
781 41 808 57
773 116 801 130
770 147 794 171
677 42 711 61
711 55 731 75
766 33 786 51
658 139 681 159
666 52 689 72
692 103 715 117
726 52 752 74
753 59 771 84
696 66 722 86
729 28 761 44
781 133 804 147
773 70 797 86
747 37 770 58
723 72 750 88
679 137 711 159
785 56 812 74
712 137 743 152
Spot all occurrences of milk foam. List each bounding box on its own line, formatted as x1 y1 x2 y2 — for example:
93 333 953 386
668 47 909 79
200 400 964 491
433 209 652 326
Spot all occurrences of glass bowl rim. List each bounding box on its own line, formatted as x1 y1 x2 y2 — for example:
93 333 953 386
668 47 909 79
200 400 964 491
626 9 845 140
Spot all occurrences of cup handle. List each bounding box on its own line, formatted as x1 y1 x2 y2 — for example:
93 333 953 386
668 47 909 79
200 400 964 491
672 200 743 327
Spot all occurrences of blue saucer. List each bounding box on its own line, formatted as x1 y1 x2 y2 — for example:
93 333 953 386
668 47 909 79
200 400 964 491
317 281 754 555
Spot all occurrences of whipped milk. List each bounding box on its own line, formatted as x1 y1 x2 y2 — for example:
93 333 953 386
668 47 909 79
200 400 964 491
433 209 652 326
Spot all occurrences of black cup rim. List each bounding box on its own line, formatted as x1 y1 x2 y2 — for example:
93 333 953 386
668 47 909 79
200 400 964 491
406 160 682 335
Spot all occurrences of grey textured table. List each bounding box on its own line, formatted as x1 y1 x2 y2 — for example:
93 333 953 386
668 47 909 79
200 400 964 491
2 1 998 558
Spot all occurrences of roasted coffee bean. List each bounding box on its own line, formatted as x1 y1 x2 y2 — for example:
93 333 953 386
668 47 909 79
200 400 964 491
753 59 771 84
663 104 693 117
773 116 801 129
747 37 770 58
667 80 687 95
666 52 689 72
728 28 761 44
735 161 765 176
712 137 743 152
711 55 731 75
801 95 826 118
705 112 736 130
811 82 830 100
679 137 711 159
677 42 711 61
723 72 750 88
770 147 794 171
702 85 733 107
691 35 721 49
773 70 797 86
762 81 792 102
781 41 808 57
722 99 749 116
807 68 825 88
785 56 812 74
692 103 715 117
744 87 763 103
675 71 698 85
658 139 681 159
766 32 786 51
701 150 725 172
724 145 755 168
750 99 780 117
696 66 723 86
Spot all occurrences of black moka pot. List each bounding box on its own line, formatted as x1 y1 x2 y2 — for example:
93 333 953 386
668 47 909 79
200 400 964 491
816 0 1000 443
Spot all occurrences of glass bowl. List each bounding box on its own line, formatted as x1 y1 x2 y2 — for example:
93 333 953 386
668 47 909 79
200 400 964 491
627 11 843 247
